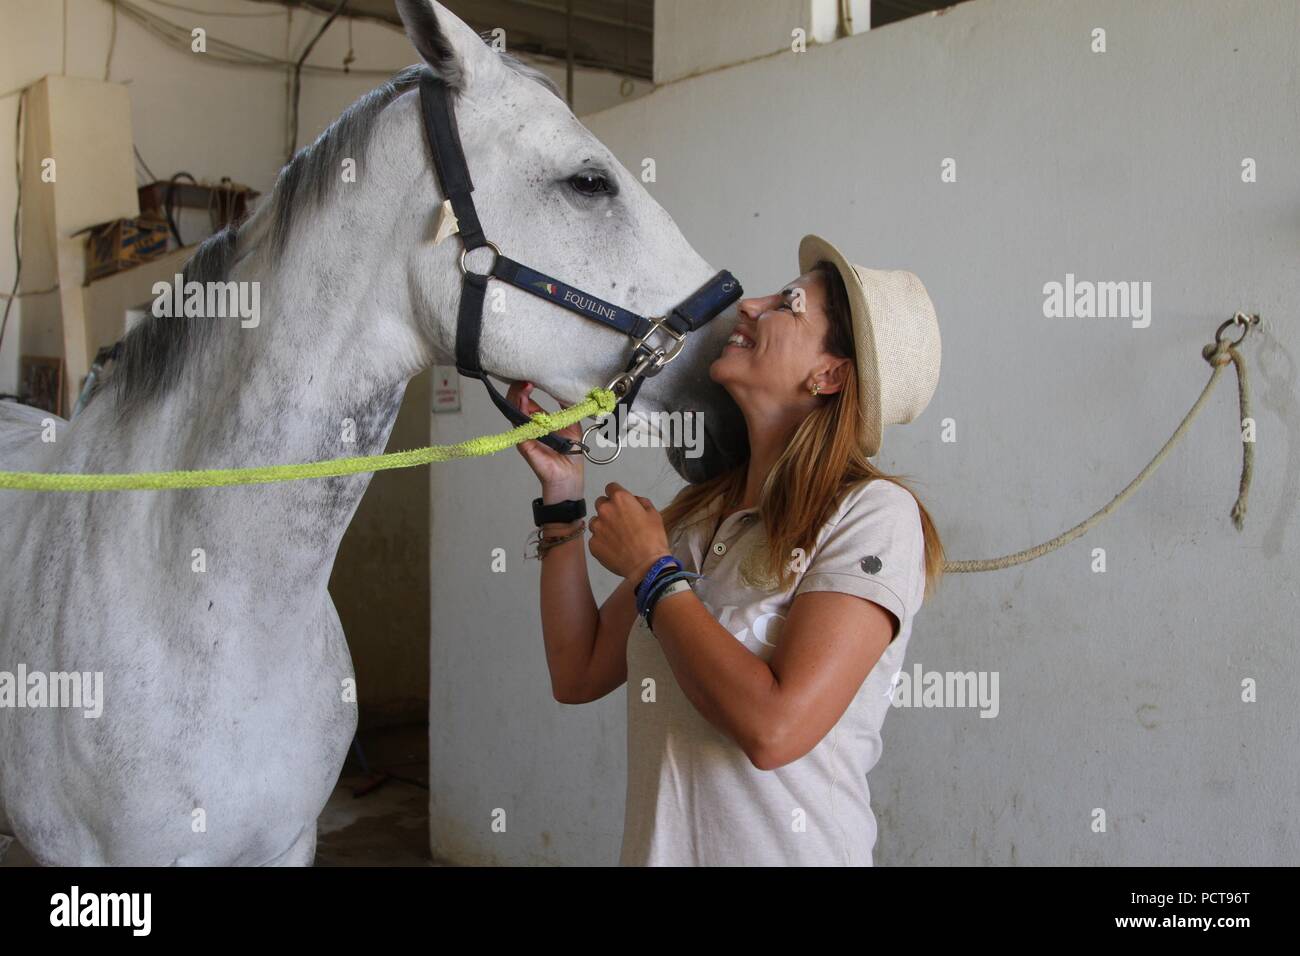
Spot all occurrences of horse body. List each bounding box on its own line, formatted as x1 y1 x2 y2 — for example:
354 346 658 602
0 222 409 863
0 0 742 865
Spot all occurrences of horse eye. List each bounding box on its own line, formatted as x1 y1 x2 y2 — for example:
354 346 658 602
569 171 611 196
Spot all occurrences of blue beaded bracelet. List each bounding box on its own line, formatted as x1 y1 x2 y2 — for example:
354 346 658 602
635 555 682 617
643 569 703 627
637 556 681 600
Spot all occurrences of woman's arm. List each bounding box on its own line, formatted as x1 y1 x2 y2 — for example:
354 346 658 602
645 588 892 769
587 482 896 770
537 503 638 704
507 382 637 705
639 486 925 770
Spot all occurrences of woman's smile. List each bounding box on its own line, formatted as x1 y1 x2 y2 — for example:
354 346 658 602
724 326 756 350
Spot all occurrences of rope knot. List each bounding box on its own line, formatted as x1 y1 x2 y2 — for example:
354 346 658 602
588 387 618 415
1202 342 1233 367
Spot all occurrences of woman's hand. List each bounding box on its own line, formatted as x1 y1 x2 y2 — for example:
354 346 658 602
507 381 585 501
589 482 671 580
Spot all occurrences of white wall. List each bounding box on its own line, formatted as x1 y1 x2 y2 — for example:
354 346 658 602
0 0 647 396
653 0 870 84
428 0 1300 865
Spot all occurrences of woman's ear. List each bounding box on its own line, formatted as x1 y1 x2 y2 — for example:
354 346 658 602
814 357 854 396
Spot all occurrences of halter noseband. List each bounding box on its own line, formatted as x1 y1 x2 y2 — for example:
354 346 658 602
418 73 742 461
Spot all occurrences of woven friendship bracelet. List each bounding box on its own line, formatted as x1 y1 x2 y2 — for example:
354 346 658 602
525 520 586 560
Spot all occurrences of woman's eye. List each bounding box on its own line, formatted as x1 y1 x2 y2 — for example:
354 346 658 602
569 171 612 196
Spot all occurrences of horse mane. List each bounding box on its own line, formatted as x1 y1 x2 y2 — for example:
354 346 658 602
106 50 562 416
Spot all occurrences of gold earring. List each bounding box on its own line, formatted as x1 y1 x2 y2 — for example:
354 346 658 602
809 382 822 397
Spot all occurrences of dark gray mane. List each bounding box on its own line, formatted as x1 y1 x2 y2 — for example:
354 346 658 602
107 50 562 415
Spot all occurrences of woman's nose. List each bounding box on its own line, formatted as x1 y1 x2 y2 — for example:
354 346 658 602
737 295 772 320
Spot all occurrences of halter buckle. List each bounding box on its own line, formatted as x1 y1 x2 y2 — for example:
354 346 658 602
631 316 687 375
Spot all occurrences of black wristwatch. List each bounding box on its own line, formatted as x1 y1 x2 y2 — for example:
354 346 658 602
532 497 586 527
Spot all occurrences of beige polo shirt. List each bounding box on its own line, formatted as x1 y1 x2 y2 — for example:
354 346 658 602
620 477 926 866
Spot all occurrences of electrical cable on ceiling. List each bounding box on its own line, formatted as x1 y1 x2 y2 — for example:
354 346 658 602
0 90 26 358
105 0 118 80
134 145 159 183
287 0 350 161
142 0 287 16
163 171 198 246
110 0 395 77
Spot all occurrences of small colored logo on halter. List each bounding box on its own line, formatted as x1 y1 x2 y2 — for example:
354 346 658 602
534 281 558 296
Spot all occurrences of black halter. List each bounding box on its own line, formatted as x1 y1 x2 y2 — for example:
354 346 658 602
417 73 742 459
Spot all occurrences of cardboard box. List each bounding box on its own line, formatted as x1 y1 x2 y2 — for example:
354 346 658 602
82 215 171 282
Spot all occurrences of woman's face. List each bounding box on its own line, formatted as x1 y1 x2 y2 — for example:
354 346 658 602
709 271 847 404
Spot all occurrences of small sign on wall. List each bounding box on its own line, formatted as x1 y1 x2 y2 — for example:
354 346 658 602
432 365 461 413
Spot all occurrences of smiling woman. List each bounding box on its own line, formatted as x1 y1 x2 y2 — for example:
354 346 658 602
510 233 945 866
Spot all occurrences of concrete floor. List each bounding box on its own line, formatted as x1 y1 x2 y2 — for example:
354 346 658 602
1 722 439 867
318 721 438 866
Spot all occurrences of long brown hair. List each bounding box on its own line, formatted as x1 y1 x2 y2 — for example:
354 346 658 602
661 260 945 599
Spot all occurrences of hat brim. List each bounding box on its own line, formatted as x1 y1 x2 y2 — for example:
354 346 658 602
798 233 883 457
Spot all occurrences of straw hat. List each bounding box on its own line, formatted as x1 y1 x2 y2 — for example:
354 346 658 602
798 234 941 457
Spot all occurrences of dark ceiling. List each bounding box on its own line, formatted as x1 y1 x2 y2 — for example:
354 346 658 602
257 0 654 80
254 1 968 82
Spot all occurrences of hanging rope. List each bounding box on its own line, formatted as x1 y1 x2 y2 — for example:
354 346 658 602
943 313 1258 573
0 388 617 493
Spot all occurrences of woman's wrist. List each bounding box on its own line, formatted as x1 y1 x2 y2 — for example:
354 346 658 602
541 478 584 505
539 518 584 533
630 552 670 585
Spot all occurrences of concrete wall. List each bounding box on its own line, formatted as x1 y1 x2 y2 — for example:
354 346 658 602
428 0 1299 865
653 0 869 84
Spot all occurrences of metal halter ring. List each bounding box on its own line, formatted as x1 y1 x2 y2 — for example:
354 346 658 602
459 240 502 278
581 421 621 465
1215 312 1259 347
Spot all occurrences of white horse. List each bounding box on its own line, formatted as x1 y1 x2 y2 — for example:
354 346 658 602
0 0 742 865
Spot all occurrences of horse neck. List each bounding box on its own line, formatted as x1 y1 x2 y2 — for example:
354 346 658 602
68 182 436 593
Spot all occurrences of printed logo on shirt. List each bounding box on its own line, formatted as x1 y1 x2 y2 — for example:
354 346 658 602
710 601 786 650
860 555 883 574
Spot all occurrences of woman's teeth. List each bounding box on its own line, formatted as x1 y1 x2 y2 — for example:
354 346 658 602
726 332 754 349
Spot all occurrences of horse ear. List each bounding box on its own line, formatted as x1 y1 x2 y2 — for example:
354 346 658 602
395 0 492 88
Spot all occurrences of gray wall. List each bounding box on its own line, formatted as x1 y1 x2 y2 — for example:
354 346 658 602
429 0 1300 865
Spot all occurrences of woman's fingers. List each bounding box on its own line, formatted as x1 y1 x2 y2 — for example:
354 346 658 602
510 381 542 417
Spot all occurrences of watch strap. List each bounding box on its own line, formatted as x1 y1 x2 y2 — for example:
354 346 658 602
532 497 586 527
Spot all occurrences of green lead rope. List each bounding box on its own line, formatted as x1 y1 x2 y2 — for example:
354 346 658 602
0 388 617 493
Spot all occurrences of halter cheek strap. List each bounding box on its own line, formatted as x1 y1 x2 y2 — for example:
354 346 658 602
418 72 741 459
